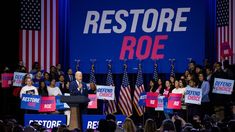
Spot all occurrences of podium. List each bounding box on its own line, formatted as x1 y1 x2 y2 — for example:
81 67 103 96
60 95 90 130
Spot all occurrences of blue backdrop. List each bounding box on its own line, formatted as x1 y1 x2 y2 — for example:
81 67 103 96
67 0 207 73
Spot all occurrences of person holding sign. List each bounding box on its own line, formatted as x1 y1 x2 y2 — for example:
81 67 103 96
19 77 38 98
198 73 211 117
187 79 201 123
210 62 229 122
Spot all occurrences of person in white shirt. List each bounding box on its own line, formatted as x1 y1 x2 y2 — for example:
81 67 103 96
20 77 38 98
47 79 62 96
172 80 185 95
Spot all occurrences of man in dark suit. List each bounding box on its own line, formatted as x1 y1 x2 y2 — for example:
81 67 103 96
68 71 89 129
69 71 88 97
65 68 75 82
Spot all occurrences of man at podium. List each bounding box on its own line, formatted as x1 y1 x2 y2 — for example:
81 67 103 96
69 71 89 113
68 71 89 129
69 71 88 97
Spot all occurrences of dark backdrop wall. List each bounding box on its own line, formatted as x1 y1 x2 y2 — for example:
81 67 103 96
0 0 20 121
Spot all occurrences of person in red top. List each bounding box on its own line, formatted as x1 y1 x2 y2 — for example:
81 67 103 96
163 80 172 98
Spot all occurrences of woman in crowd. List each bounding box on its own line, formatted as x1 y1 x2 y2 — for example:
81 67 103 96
184 70 190 80
32 71 43 88
172 80 185 95
169 75 175 88
38 81 48 96
43 72 51 86
47 79 62 96
149 79 157 92
198 72 211 117
123 118 136 132
163 80 171 98
156 78 164 95
144 118 157 132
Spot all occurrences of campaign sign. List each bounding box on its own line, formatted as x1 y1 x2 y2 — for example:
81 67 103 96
56 96 65 110
82 115 126 131
163 98 173 114
88 94 97 109
1 73 13 88
70 0 206 73
138 92 147 106
24 114 66 129
21 94 41 110
213 78 234 95
39 96 56 112
13 72 26 87
185 87 202 105
167 93 182 109
96 85 115 100
146 92 158 108
155 96 164 111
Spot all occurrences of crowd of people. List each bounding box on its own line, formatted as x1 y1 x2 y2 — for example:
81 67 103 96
1 113 235 132
0 59 234 132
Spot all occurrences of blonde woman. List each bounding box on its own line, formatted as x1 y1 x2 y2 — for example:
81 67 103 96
123 118 136 132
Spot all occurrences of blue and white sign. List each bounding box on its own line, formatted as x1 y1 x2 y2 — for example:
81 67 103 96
163 98 173 114
138 92 146 106
185 87 202 105
82 115 126 131
69 0 206 73
213 78 234 95
24 114 66 129
21 94 41 110
96 85 115 100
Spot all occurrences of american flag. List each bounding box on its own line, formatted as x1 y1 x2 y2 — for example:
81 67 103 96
153 62 158 82
19 0 59 72
89 63 96 84
105 63 117 114
216 0 234 64
118 64 132 117
133 63 145 116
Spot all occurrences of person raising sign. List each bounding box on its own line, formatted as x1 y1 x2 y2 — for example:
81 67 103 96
19 77 38 98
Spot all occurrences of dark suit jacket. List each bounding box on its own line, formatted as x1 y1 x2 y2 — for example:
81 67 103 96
69 81 88 97
65 74 75 82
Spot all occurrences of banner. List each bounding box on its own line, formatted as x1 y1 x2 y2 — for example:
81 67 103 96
24 114 66 129
213 78 234 95
39 96 56 112
13 72 26 87
146 92 158 108
138 92 146 106
1 73 13 88
163 98 173 114
21 94 41 110
88 94 97 109
69 0 206 73
96 85 115 100
82 115 126 131
56 96 65 110
167 93 182 109
155 96 164 111
185 87 202 105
